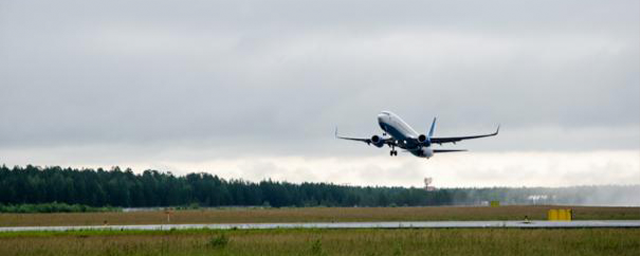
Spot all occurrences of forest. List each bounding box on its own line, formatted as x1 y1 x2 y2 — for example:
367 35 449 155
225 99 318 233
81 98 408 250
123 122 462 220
1 165 637 208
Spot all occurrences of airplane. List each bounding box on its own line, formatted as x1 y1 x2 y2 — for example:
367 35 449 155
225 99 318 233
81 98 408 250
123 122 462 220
335 111 499 159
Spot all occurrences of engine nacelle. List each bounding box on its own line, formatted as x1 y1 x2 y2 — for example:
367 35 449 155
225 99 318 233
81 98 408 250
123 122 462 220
370 135 385 148
417 134 430 146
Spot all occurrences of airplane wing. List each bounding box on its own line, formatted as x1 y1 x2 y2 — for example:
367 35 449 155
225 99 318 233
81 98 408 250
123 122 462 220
430 125 500 145
433 149 467 153
335 134 372 143
334 128 397 147
334 127 370 142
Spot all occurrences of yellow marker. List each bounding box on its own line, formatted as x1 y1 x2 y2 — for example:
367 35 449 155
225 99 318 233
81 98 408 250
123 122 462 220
559 209 572 221
548 209 558 221
548 209 572 221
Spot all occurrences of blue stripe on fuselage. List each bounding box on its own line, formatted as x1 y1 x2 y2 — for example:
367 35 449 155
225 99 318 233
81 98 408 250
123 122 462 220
378 119 419 150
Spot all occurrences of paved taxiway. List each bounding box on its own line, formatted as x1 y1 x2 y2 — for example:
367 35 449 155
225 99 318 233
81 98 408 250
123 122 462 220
1 220 639 232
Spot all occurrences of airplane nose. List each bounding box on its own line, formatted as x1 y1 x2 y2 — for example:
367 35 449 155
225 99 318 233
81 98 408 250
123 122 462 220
377 114 386 122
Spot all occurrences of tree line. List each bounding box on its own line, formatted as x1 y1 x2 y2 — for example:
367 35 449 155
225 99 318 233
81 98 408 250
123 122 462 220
1 165 637 208
0 202 120 213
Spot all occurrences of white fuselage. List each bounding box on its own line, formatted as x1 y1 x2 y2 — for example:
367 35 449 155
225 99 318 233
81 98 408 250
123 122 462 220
377 111 434 158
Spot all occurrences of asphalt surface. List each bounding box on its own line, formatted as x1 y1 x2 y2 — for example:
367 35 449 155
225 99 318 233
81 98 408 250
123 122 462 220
1 220 639 232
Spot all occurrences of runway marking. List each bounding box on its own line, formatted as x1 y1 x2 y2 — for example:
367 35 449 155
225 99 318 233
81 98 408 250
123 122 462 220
1 220 640 232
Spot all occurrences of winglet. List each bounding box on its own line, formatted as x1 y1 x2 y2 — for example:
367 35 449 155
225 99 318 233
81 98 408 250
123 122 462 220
494 125 500 135
334 127 338 138
428 117 437 138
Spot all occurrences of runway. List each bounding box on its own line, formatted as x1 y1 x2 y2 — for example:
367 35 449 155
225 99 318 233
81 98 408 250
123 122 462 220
1 220 639 232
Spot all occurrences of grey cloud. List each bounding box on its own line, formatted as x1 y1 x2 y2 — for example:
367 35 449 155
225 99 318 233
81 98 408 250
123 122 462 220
0 0 638 155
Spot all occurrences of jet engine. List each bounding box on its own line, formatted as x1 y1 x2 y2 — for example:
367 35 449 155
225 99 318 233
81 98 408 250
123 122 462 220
370 135 385 148
417 134 430 146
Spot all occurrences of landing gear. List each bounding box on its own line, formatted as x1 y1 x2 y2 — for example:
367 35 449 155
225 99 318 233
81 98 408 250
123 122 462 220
389 150 398 156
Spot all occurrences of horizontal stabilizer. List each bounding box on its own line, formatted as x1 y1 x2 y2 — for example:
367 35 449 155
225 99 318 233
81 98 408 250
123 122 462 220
433 149 467 153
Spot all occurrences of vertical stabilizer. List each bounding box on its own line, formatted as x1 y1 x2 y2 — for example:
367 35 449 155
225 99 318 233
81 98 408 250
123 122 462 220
428 117 437 138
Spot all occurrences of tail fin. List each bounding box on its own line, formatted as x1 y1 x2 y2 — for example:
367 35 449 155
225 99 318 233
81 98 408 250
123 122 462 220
428 117 437 138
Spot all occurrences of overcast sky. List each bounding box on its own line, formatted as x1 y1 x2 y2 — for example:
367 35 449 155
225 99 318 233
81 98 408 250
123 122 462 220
1 0 638 187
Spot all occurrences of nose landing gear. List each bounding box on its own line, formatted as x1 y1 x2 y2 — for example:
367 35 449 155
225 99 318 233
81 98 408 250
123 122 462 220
389 150 398 156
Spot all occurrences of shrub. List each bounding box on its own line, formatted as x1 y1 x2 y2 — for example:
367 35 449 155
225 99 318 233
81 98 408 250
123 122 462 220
208 233 229 249
0 203 121 213
310 239 325 256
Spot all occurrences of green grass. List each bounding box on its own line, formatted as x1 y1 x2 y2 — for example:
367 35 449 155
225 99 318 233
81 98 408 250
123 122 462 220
0 228 639 256
1 206 638 255
2 205 639 227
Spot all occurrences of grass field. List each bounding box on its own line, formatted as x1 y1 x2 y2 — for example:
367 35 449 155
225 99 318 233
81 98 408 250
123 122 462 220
1 206 638 255
1 205 638 227
0 228 639 256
